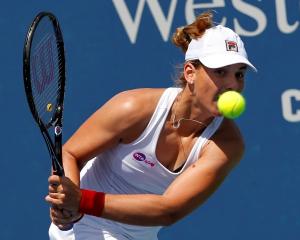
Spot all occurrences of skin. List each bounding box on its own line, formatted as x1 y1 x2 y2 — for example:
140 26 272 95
46 62 248 229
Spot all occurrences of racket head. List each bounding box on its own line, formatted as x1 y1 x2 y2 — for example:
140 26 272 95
23 12 66 175
23 11 65 129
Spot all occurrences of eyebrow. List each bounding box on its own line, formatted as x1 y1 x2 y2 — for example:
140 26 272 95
239 66 248 70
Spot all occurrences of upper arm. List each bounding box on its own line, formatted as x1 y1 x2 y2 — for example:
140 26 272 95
162 121 245 221
63 89 160 167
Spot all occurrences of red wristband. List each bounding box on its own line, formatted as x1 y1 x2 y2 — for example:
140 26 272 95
79 189 105 217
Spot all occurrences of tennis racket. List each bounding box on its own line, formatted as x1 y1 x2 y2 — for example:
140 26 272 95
23 12 66 176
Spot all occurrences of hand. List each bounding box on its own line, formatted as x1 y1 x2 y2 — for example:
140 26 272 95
50 206 83 230
45 175 82 212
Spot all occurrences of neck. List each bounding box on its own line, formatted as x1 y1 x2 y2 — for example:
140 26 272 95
171 87 213 134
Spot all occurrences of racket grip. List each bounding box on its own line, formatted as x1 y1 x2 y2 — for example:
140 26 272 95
53 168 65 176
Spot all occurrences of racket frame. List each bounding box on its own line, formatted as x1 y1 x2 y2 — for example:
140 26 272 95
23 12 66 176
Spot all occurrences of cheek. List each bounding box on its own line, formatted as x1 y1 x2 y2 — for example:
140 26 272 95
194 70 219 98
239 81 245 91
194 82 218 104
196 76 219 95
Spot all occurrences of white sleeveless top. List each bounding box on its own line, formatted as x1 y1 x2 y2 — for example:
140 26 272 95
49 88 223 240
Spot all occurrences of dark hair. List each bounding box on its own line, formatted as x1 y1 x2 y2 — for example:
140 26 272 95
172 11 214 87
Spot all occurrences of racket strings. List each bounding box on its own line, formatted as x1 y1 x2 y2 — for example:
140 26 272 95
33 56 62 121
30 20 64 124
32 55 63 110
34 63 61 112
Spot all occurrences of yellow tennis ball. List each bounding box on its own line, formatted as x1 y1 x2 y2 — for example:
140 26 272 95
217 91 246 119
46 103 53 112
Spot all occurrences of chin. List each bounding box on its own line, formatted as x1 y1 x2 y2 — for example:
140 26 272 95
205 109 219 118
212 111 221 117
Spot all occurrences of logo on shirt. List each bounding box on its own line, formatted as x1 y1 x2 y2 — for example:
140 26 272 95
133 152 156 168
225 40 238 52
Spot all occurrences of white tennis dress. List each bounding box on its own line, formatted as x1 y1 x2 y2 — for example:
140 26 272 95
49 88 223 240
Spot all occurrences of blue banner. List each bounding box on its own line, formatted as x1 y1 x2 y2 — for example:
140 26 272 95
0 1 299 239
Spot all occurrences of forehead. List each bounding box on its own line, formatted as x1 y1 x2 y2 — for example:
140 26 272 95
200 63 248 76
219 63 248 70
203 63 248 72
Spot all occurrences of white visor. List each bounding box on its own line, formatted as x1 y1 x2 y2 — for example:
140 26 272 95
185 25 257 72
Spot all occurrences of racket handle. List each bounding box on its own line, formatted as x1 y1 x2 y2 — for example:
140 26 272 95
53 168 65 176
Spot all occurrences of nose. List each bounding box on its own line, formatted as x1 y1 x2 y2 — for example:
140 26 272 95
224 78 243 92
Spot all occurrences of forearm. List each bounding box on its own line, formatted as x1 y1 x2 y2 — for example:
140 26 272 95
101 193 177 226
62 150 81 186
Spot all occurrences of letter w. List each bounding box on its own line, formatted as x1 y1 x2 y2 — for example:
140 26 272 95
112 0 177 43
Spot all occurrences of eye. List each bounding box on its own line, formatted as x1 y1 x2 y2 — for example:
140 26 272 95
235 71 245 80
214 68 226 76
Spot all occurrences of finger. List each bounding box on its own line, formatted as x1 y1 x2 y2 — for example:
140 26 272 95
52 213 75 225
49 192 65 200
51 208 73 219
49 184 58 193
62 209 73 218
45 195 63 207
50 184 64 194
51 212 72 225
48 175 61 186
51 208 65 219
58 224 73 231
46 194 75 211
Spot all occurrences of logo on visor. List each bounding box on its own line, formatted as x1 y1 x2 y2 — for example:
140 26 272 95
225 40 238 52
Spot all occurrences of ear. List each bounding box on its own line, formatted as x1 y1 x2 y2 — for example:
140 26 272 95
183 62 196 85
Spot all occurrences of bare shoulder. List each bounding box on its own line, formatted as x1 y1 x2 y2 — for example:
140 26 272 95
63 88 167 160
107 88 165 120
102 88 166 142
202 119 245 167
111 88 165 107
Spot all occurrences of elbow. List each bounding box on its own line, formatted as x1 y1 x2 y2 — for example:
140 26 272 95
160 208 185 226
162 216 178 227
62 149 84 170
157 195 191 226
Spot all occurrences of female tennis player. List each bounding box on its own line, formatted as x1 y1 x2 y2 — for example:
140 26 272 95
46 12 256 240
